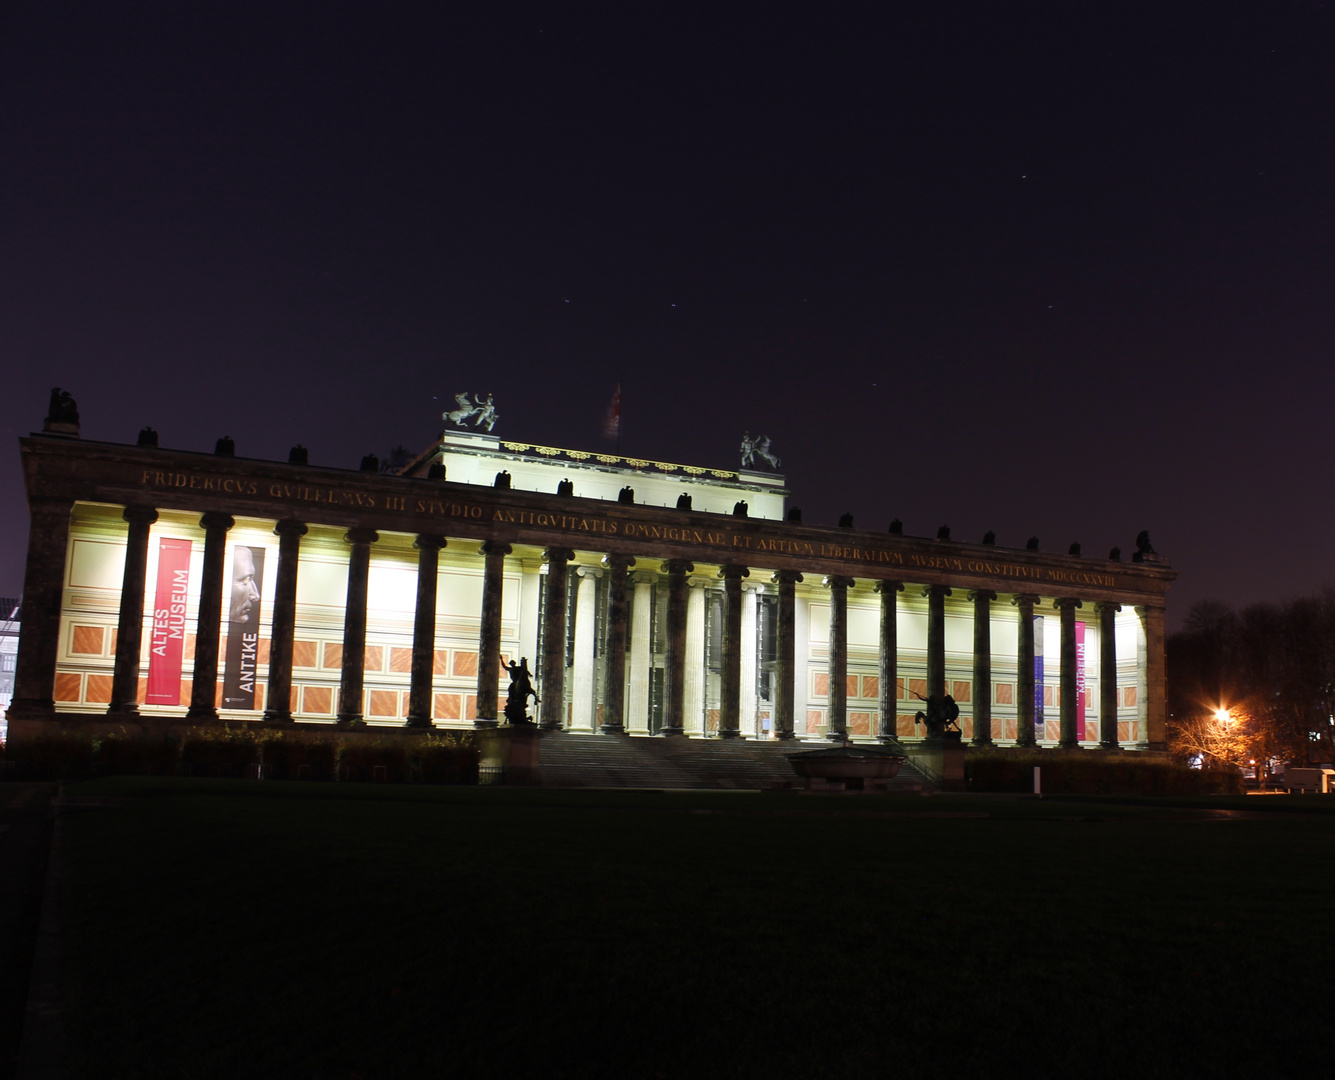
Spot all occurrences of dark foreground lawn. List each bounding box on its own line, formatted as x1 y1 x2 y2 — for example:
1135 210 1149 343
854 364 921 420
58 779 1335 1080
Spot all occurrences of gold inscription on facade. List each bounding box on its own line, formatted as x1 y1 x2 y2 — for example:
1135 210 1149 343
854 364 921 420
137 468 1119 588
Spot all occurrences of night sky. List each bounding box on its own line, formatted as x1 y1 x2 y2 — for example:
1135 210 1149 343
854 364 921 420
2 2 1332 628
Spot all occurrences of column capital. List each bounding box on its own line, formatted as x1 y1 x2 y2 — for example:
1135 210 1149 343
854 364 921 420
1135 602 1165 616
345 527 379 546
1011 593 1040 607
1094 600 1122 615
122 504 159 526
478 540 511 557
664 558 694 575
1053 597 1083 612
201 512 236 532
741 581 766 594
543 547 576 564
631 569 658 585
822 575 855 590
771 570 804 586
921 584 951 599
274 518 308 539
576 565 603 579
968 589 998 603
874 579 904 594
413 533 445 552
718 564 750 581
602 553 636 571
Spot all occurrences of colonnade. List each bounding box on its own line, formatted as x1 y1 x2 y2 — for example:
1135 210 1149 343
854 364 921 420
13 501 1167 751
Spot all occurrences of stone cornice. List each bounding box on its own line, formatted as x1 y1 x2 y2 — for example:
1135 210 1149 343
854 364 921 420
20 435 1177 604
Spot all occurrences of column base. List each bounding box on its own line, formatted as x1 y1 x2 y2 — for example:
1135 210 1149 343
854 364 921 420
1015 737 1038 748
717 728 741 739
774 730 796 741
970 737 995 748
336 717 366 729
538 721 563 733
106 704 141 719
261 711 294 726
4 699 56 724
403 716 433 730
659 726 684 737
184 706 219 723
1098 740 1121 750
474 719 500 730
1057 739 1080 750
826 731 847 743
599 723 626 735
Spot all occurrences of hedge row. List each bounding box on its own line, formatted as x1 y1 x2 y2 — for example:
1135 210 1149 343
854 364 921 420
965 752 1243 795
0 727 479 784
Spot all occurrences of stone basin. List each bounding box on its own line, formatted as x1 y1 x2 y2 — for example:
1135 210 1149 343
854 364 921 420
786 745 907 787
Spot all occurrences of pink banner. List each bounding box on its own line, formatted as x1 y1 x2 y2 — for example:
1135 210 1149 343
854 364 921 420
147 538 192 705
1075 621 1088 740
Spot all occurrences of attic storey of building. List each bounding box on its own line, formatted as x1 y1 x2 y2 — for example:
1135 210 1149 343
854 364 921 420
20 436 1172 606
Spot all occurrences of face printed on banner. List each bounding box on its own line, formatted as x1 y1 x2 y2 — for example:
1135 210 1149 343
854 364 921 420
230 546 260 623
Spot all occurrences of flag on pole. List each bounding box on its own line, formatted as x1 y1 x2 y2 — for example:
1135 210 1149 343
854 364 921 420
603 382 621 441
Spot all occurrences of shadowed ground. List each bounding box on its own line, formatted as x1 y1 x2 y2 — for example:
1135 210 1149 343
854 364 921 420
53 780 1335 1079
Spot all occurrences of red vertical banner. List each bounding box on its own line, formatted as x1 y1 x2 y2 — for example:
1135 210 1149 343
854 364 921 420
1075 620 1087 740
147 538 192 705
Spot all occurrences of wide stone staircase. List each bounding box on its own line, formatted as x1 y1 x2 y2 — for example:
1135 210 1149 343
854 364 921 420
536 733 935 792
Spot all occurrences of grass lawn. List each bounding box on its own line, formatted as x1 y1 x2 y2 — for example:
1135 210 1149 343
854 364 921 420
58 779 1335 1079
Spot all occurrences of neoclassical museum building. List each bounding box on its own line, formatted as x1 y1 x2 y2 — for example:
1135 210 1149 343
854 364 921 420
8 394 1174 756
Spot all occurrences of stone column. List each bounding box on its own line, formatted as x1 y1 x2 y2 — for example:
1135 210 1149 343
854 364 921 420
825 576 853 742
627 570 654 734
1013 594 1039 747
1055 597 1083 749
875 580 903 742
717 565 749 738
601 555 634 733
1137 603 1168 750
660 559 693 736
1096 601 1121 749
8 498 73 723
337 527 379 725
109 505 159 716
771 571 803 740
923 584 951 701
969 590 997 746
538 548 575 732
262 519 307 724
406 534 446 728
475 541 511 728
186 512 235 722
571 566 601 732
739 583 760 737
683 575 708 735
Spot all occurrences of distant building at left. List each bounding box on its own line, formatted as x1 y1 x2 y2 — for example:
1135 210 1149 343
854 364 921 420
0 597 20 737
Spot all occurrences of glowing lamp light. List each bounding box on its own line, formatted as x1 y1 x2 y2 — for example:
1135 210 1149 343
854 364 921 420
1214 709 1231 723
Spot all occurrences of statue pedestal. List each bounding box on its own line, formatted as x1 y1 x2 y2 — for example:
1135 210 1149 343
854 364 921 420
475 723 541 786
907 733 966 792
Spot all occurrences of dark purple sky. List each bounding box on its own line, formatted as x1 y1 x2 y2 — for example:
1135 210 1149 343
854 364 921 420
2 2 1332 628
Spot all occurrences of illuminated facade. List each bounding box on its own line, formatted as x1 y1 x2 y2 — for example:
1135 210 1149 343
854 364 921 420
9 416 1174 755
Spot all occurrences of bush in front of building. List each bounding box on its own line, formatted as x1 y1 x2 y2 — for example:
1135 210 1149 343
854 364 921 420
1 725 479 785
337 736 411 782
416 735 480 785
965 751 1243 795
3 731 97 780
98 728 180 776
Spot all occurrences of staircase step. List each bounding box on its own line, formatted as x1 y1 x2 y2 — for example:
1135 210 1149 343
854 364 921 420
536 734 936 791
